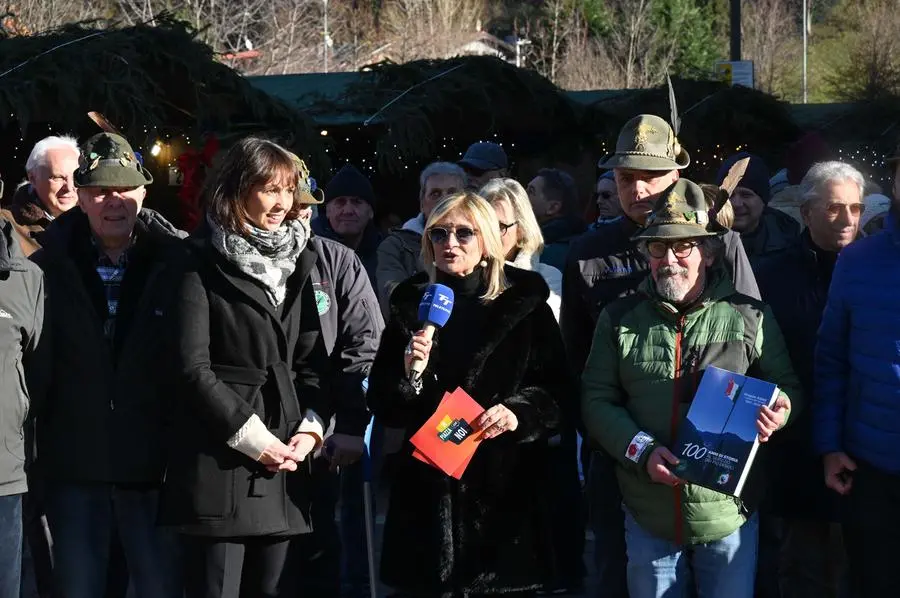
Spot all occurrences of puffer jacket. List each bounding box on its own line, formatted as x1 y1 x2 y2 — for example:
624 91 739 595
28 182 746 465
814 210 900 474
581 270 801 545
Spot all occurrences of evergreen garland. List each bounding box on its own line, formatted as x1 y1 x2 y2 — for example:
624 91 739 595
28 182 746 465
0 15 326 172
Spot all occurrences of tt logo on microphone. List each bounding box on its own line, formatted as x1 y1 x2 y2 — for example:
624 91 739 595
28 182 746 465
437 294 451 306
422 292 433 303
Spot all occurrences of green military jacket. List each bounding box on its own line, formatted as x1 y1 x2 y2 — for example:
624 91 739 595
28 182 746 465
581 269 801 545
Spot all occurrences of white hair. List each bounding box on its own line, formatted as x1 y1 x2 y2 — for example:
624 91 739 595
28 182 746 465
799 161 865 206
25 135 80 174
419 161 465 193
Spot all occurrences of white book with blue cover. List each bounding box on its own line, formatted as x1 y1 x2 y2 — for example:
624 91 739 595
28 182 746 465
671 365 779 497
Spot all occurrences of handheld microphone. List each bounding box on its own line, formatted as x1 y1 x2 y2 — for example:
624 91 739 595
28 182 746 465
409 284 454 384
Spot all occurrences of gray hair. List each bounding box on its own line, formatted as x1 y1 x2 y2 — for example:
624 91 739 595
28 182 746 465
419 161 466 193
799 161 865 206
25 135 80 174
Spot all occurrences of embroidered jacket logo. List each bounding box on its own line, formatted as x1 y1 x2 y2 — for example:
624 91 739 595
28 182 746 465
0 309 12 319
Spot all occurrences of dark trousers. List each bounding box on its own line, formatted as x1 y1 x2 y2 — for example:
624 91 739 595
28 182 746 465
543 430 586 590
585 451 629 598
292 455 373 598
842 460 900 598
339 459 372 598
183 536 296 598
20 491 52 598
44 482 180 598
0 494 23 598
291 457 341 598
779 519 848 598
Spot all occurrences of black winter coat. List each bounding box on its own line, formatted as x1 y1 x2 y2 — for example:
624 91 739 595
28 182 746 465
367 266 571 597
752 230 843 520
30 208 185 485
159 229 330 538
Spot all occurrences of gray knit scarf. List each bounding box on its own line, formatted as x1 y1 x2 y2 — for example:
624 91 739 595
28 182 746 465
209 214 309 306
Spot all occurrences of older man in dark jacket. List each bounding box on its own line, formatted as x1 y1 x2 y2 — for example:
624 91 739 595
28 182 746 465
30 133 185 598
296 186 385 598
753 161 865 598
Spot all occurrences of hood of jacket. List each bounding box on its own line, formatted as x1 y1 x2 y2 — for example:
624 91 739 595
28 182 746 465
0 216 28 272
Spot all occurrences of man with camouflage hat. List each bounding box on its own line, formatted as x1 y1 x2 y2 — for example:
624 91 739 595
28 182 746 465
30 132 185 597
581 178 800 598
560 114 760 596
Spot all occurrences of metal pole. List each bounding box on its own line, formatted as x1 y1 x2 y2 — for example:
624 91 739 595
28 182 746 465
363 413 378 598
802 0 808 103
729 0 741 61
323 0 329 73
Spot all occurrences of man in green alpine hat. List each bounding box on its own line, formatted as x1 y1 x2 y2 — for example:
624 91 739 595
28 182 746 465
581 177 800 598
31 131 184 597
560 115 760 597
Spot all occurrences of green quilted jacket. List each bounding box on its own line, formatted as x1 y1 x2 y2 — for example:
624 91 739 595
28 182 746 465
581 270 801 545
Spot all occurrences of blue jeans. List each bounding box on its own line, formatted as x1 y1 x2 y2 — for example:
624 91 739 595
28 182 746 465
0 495 23 598
624 509 758 598
44 483 180 598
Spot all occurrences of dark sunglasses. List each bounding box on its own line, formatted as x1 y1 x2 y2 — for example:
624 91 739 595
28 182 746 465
428 226 478 245
646 240 699 259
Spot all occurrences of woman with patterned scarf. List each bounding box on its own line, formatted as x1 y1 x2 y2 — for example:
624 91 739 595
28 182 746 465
160 137 331 597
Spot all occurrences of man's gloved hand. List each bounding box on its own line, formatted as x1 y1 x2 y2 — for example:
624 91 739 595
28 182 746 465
324 433 366 471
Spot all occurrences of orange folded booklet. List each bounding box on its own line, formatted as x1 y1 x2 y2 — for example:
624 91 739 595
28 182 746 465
410 387 485 479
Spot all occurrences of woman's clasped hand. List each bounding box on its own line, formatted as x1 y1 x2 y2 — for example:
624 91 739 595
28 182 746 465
260 433 318 472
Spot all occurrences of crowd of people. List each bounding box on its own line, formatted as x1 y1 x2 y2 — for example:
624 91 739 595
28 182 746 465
0 111 896 598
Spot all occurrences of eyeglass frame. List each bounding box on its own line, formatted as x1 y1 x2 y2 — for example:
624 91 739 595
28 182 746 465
427 225 479 245
644 239 701 259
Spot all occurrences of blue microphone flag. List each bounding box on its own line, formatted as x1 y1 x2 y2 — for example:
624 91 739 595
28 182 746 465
417 284 454 327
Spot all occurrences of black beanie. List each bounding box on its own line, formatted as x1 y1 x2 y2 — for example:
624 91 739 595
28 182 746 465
716 152 771 204
324 164 376 207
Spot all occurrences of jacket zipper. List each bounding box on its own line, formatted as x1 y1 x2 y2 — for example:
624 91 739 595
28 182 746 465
671 315 686 545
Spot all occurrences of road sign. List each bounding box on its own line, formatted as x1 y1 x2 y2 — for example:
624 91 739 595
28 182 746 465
715 60 754 88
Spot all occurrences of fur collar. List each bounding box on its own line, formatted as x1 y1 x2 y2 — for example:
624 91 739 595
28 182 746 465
389 265 550 365
10 184 50 226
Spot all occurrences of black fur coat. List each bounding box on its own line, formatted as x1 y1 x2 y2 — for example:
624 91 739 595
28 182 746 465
367 266 575 597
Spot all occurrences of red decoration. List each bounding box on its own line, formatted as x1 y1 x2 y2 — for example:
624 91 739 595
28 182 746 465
176 134 220 232
627 443 637 457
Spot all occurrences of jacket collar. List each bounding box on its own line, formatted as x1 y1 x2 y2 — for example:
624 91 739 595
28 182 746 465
540 216 585 244
41 207 185 258
311 215 383 256
639 267 735 320
189 221 317 321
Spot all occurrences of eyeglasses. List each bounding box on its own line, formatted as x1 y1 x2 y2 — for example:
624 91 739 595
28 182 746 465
427 226 478 245
498 221 517 236
646 240 699 259
821 202 865 217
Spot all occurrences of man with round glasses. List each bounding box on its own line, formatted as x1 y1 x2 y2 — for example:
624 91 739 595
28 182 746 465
581 178 800 598
561 114 761 597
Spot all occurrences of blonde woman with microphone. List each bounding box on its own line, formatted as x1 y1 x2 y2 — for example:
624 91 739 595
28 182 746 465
366 191 572 597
